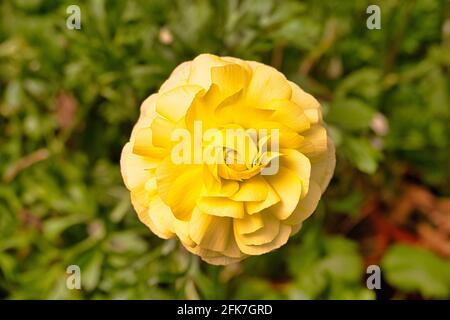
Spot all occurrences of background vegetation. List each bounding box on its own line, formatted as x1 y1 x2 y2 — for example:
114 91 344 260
0 0 449 299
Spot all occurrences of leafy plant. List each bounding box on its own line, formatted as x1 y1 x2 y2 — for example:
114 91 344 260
0 0 448 300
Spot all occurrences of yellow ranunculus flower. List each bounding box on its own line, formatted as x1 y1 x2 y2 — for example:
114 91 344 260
120 54 335 265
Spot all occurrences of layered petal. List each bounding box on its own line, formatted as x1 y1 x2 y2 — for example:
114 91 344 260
121 54 335 265
264 167 302 220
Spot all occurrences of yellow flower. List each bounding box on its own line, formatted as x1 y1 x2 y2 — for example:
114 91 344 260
120 54 335 265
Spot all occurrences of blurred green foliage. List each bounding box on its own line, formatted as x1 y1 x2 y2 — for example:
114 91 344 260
382 244 450 299
0 0 449 299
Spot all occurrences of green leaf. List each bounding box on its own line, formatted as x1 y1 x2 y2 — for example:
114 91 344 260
344 137 380 174
43 214 88 240
82 251 104 291
105 231 148 253
334 68 382 101
327 99 376 130
320 237 364 282
328 191 363 216
381 245 450 299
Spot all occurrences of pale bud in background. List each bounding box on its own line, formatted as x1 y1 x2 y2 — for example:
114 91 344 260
159 27 173 45
371 113 389 136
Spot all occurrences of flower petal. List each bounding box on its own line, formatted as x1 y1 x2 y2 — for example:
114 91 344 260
280 149 311 198
291 223 303 236
198 197 244 218
245 62 292 107
267 100 311 132
288 80 322 124
235 213 279 246
150 116 177 149
284 180 321 225
129 177 158 212
159 61 191 93
203 173 239 197
211 63 249 99
310 138 336 192
147 196 176 238
230 175 269 202
156 84 204 122
298 125 328 157
155 158 185 198
188 54 229 89
165 167 203 220
235 223 291 255
132 127 168 158
201 255 244 265
245 181 280 214
132 94 158 135
174 219 196 247
120 142 156 190
183 237 245 265
264 166 302 220
189 207 232 252
234 212 264 235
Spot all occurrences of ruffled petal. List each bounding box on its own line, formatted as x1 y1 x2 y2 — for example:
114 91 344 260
156 84 204 122
235 222 291 255
280 149 311 198
267 100 311 132
245 181 280 214
211 63 249 99
159 61 191 94
164 167 203 220
198 197 244 218
155 158 187 202
298 125 328 157
132 127 167 159
120 142 156 190
146 196 176 238
288 80 322 124
189 207 232 252
234 212 264 235
310 138 336 192
284 180 321 225
244 62 292 106
230 175 269 202
235 213 279 246
150 116 177 149
264 166 302 220
188 54 229 89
